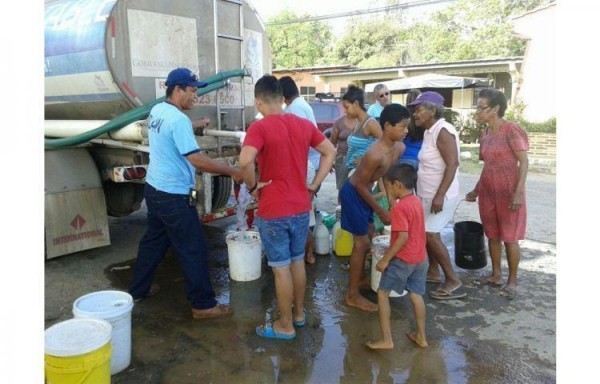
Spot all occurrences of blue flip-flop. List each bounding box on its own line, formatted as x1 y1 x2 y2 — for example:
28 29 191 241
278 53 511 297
256 323 296 340
293 309 307 327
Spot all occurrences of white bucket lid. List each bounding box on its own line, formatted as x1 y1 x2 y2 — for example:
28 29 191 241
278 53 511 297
45 318 112 356
73 290 134 320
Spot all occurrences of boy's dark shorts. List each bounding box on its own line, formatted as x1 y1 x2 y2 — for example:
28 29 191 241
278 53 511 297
340 180 373 236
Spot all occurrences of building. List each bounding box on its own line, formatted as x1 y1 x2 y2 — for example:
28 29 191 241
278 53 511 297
273 57 523 111
511 2 556 122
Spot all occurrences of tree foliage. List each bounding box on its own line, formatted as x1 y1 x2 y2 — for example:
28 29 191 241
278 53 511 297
266 11 334 69
334 16 403 67
265 0 553 69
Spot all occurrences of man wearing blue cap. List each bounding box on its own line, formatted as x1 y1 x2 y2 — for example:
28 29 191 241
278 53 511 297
129 67 242 319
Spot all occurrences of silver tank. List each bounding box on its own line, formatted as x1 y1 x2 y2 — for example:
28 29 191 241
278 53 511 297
44 0 271 130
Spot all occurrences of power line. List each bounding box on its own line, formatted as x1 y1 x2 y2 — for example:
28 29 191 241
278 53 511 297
265 0 456 26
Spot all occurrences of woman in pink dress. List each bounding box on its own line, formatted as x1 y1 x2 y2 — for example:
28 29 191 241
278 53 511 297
466 88 529 300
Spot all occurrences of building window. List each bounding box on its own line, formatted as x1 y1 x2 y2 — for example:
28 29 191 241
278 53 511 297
301 86 316 100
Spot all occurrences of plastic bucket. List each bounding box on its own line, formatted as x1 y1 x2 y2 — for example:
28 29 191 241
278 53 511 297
73 290 134 375
226 231 262 281
45 318 112 384
454 221 487 269
371 235 407 298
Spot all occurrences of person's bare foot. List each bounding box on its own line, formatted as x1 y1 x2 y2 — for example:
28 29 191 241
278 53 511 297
484 275 503 287
305 253 315 264
434 280 462 294
366 339 394 350
346 294 378 312
406 331 428 348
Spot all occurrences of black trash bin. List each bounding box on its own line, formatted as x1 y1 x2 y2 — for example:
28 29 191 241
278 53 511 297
454 220 487 270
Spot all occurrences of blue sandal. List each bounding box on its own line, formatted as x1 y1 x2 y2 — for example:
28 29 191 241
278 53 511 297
256 323 296 340
293 309 307 327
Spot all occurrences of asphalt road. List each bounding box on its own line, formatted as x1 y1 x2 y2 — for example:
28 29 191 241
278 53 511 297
43 170 556 383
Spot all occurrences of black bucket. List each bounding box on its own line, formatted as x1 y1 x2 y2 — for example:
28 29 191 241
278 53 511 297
454 221 487 270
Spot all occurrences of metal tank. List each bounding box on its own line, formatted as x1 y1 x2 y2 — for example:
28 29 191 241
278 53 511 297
44 0 271 227
44 0 271 131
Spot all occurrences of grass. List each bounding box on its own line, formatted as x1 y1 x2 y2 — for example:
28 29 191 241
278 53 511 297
459 144 483 175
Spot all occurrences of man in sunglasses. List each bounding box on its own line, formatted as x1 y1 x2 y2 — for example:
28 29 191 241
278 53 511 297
367 84 391 120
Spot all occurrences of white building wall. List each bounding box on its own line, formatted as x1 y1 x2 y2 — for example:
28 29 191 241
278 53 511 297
512 4 556 122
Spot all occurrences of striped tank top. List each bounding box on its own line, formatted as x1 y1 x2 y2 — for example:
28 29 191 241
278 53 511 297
345 117 377 170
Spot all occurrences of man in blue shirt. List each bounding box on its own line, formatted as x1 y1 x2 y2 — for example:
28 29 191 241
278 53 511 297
367 84 391 120
129 67 242 319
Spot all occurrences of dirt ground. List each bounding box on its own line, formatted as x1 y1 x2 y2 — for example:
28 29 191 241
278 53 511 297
44 172 556 383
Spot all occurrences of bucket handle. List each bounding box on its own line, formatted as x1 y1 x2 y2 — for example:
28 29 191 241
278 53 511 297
453 199 481 224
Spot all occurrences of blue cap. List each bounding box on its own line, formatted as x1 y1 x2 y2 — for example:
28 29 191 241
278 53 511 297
165 68 208 88
407 91 444 108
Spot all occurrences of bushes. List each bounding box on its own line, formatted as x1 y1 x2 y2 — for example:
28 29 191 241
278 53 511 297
445 100 556 144
444 109 484 144
505 101 556 133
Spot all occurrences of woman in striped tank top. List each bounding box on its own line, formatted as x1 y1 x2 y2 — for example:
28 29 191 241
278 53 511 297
342 85 383 171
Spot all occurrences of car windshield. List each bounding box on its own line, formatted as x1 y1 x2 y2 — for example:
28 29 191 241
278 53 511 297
311 104 338 120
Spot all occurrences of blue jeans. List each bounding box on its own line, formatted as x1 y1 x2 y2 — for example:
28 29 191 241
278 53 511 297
256 212 309 267
128 184 217 310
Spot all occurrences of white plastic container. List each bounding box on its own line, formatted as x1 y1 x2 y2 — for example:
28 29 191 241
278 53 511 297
314 223 330 255
226 231 262 281
371 236 407 298
73 290 134 375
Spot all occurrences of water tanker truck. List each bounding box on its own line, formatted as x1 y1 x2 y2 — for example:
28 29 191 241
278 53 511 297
44 0 271 258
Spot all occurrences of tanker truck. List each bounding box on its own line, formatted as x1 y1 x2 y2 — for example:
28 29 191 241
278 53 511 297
44 0 271 258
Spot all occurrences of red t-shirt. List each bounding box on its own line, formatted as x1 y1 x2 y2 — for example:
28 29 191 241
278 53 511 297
390 194 426 264
243 114 326 219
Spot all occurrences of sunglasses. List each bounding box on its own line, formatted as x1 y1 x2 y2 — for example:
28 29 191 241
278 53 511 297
378 92 390 98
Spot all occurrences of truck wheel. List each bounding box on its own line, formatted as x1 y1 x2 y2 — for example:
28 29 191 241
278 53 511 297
212 175 233 210
104 182 145 217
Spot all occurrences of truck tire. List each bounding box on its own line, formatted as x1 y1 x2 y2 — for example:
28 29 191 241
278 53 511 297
104 182 145 217
211 175 233 210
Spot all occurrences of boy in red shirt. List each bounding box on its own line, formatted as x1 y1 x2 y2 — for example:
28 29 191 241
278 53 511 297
239 75 335 339
367 164 428 349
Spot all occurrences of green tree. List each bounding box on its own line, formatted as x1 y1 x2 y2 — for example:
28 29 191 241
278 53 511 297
401 0 551 64
333 0 552 66
266 11 334 69
334 16 403 68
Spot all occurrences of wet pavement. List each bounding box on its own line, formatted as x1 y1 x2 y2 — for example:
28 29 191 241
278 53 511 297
44 172 556 383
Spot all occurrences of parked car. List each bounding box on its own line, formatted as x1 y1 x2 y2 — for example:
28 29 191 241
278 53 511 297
308 99 345 138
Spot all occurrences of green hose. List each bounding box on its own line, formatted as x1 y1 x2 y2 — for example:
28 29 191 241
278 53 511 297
45 69 248 149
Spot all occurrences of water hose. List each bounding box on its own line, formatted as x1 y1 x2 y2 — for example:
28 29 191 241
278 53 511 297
45 69 248 149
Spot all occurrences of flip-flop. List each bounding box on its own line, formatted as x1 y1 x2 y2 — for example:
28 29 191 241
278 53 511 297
293 309 307 327
255 323 296 340
499 285 517 300
430 288 467 300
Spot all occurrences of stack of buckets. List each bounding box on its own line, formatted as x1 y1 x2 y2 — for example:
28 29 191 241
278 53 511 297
44 290 134 383
333 205 353 257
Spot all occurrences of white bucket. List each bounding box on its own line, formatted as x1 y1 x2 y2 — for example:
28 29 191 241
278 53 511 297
226 231 262 282
371 235 407 298
73 290 134 375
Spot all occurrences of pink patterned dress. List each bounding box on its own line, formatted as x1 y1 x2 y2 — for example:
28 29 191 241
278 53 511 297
477 121 529 242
